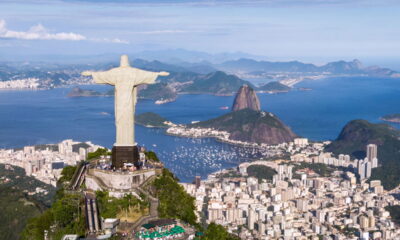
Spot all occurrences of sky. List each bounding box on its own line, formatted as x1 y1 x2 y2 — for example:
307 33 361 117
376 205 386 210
0 0 399 68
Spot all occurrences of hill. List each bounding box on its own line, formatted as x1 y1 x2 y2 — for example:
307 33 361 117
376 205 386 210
258 81 291 92
136 112 169 128
180 71 254 95
138 82 177 101
325 120 400 190
0 164 56 240
190 109 297 145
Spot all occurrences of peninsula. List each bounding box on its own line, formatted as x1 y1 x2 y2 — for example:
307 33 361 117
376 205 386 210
166 85 297 145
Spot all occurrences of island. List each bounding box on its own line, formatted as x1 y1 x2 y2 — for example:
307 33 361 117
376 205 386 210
380 113 400 123
67 84 177 104
258 81 291 93
67 87 110 97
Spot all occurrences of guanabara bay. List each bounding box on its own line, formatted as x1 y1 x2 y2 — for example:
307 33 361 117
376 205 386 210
1 1 400 240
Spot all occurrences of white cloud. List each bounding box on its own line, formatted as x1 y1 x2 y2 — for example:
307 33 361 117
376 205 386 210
0 19 129 43
0 20 86 41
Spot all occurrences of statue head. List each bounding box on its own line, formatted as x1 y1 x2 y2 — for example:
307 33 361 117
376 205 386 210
120 55 130 67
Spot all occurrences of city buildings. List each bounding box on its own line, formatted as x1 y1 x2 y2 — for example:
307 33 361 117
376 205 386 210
182 140 398 239
0 139 102 186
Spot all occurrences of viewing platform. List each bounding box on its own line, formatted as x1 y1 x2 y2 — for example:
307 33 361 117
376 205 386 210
85 168 159 197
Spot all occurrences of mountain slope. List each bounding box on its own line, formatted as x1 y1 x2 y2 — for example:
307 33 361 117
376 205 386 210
0 164 56 240
325 120 400 189
190 109 297 145
138 82 177 101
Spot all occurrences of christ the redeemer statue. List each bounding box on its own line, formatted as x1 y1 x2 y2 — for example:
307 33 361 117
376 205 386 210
82 55 169 148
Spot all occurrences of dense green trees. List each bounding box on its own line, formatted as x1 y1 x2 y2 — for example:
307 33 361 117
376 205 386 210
57 165 77 185
96 191 148 218
87 147 111 160
247 165 277 181
21 193 85 240
203 223 240 240
385 205 400 225
293 163 337 177
0 164 55 240
21 166 85 240
145 151 160 162
152 168 197 225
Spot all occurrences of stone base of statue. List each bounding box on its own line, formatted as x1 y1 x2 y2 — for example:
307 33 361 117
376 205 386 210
112 146 139 169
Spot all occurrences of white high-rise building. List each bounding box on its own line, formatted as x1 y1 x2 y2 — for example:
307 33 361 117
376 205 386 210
367 144 377 162
372 157 378 168
316 210 326 223
58 143 65 155
79 147 87 161
358 159 366 180
365 161 372 178
248 208 256 230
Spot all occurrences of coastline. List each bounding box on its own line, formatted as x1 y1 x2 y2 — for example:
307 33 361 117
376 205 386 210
164 126 286 155
380 117 400 124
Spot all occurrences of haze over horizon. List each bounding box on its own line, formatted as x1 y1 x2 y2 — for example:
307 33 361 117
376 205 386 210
0 0 399 69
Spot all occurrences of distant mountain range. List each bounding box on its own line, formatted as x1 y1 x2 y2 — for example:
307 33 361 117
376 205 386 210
218 58 398 77
3 55 399 103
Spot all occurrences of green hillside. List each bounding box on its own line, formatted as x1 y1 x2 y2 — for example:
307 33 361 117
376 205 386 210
181 71 254 95
0 164 56 240
325 120 400 190
138 82 177 101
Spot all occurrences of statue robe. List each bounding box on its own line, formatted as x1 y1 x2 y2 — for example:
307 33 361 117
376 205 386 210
92 67 158 146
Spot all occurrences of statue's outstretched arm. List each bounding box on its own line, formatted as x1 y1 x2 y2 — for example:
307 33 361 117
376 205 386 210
81 71 94 77
137 70 169 85
81 70 116 85
158 71 170 76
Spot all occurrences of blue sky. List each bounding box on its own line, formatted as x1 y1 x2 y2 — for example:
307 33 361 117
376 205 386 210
0 0 399 67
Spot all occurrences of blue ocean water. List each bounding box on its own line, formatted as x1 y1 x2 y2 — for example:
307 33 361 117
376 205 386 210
0 76 399 182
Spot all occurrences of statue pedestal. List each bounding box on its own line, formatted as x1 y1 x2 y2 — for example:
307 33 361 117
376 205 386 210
112 146 139 169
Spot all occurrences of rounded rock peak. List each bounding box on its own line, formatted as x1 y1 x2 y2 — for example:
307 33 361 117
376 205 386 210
232 85 261 112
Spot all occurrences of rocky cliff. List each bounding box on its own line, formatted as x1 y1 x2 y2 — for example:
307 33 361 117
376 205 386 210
232 85 261 111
